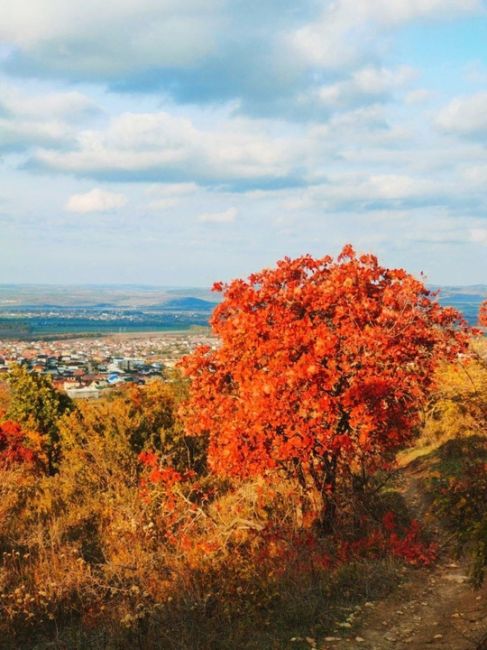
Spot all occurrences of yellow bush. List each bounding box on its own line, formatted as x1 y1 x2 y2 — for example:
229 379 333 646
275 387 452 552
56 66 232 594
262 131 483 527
421 351 487 444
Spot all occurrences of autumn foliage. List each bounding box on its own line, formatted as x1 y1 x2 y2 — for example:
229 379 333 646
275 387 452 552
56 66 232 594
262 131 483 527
479 299 487 327
7 365 73 473
0 420 39 468
181 246 469 528
0 248 482 648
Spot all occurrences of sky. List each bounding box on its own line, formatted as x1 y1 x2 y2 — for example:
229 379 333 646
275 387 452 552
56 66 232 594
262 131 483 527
1 0 487 286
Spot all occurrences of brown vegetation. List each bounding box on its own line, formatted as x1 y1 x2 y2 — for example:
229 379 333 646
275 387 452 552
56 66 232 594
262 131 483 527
0 252 485 649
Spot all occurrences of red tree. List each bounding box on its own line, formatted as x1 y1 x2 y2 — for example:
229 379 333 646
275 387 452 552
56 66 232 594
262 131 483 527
0 420 38 468
180 247 470 529
478 299 487 327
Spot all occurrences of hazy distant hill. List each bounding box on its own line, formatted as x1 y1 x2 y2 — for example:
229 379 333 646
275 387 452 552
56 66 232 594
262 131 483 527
0 284 484 326
432 285 486 324
0 285 218 309
148 297 218 312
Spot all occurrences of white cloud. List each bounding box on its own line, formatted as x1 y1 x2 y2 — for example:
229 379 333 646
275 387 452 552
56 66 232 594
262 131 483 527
146 198 180 211
2 1 487 286
279 172 454 214
145 182 200 210
470 228 487 245
65 188 127 213
324 105 390 131
0 0 482 118
463 165 487 186
359 174 436 201
0 79 97 151
0 80 97 120
0 0 221 73
29 111 305 187
146 182 200 196
351 65 416 95
292 0 481 69
0 117 73 151
316 65 415 110
198 207 237 223
436 92 487 138
331 173 437 202
404 89 435 105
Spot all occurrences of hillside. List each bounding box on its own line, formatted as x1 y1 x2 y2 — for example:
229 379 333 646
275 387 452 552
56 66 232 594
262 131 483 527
0 258 485 650
321 444 487 649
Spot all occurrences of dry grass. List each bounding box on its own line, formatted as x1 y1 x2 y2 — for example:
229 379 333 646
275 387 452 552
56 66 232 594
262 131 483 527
0 430 405 649
7 357 484 649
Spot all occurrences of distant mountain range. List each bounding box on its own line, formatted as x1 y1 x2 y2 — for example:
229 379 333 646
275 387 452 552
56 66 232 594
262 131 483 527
146 297 218 312
432 286 486 324
0 285 485 326
0 285 218 310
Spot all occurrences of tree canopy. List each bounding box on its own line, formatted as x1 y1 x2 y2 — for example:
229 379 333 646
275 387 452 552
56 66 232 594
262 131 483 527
180 246 470 528
7 365 73 473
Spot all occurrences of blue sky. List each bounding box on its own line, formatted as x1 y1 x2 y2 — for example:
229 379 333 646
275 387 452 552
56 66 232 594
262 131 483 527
1 0 487 286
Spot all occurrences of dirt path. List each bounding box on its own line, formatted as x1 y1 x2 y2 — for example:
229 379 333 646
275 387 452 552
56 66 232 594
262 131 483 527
320 466 487 650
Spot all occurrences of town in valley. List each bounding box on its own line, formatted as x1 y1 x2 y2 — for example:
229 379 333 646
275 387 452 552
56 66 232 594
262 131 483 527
0 331 217 399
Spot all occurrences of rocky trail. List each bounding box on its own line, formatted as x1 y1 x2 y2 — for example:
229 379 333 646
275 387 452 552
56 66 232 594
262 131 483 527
320 462 487 650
